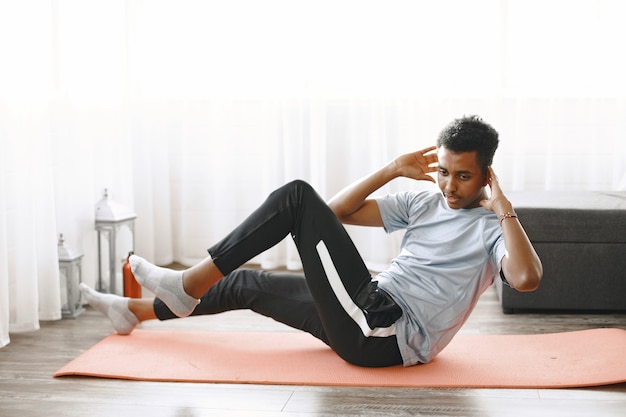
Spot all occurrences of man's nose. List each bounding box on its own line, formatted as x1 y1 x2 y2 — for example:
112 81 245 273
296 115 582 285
444 177 457 192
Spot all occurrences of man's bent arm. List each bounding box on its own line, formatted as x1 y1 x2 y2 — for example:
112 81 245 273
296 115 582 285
481 168 543 292
327 165 395 227
328 146 438 227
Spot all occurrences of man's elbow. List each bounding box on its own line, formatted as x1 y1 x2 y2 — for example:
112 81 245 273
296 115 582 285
513 269 543 292
329 206 350 224
328 201 346 219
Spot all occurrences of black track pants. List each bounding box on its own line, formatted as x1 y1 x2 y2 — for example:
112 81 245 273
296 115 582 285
154 180 403 367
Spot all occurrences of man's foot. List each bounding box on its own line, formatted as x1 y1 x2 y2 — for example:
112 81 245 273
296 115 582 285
129 255 199 317
79 283 139 335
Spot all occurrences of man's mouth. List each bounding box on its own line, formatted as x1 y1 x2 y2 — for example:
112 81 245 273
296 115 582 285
445 194 461 205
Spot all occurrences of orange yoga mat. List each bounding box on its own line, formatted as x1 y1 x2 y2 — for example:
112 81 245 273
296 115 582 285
54 328 626 388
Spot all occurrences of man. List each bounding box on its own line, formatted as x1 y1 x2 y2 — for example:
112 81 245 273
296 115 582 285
81 115 542 367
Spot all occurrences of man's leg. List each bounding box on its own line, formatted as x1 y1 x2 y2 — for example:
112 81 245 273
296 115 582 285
82 269 326 343
154 269 329 345
206 180 403 367
129 180 401 366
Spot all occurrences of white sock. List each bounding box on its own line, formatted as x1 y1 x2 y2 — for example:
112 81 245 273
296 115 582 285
129 254 199 318
79 283 139 335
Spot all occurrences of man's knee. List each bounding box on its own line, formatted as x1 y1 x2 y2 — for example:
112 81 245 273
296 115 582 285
284 179 315 195
270 179 320 208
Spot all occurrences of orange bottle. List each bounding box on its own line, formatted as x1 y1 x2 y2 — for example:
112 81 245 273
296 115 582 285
123 251 142 298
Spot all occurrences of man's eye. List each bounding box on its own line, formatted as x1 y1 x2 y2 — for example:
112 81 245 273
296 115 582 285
439 169 448 175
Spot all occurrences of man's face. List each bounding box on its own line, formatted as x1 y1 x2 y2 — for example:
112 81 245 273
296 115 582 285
437 147 489 209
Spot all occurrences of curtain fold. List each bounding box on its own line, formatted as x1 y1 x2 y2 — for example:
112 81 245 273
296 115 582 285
0 120 9 348
1 0 625 347
0 104 62 341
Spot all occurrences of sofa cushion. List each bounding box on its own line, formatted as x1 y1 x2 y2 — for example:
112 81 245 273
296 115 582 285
508 191 626 243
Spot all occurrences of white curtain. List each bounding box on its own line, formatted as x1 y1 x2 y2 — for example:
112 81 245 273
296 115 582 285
1 0 625 347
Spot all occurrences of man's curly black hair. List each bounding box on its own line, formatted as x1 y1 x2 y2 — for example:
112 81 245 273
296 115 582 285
436 115 499 173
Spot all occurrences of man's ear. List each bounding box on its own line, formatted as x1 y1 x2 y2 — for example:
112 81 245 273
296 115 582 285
482 167 491 186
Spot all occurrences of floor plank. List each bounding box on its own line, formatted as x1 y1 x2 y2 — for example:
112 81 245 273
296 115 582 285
1 283 625 416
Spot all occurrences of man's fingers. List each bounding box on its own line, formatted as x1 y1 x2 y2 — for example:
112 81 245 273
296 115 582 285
420 174 436 183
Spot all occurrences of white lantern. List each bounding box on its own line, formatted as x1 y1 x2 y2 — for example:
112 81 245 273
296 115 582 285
95 189 136 295
58 234 85 318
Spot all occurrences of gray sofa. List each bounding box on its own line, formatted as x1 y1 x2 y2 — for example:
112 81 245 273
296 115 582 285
495 191 626 313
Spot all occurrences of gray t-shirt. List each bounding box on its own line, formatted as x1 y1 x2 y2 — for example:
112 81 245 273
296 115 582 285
375 190 506 366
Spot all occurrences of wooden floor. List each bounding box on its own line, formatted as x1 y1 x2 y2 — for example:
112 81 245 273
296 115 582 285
1 283 625 416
